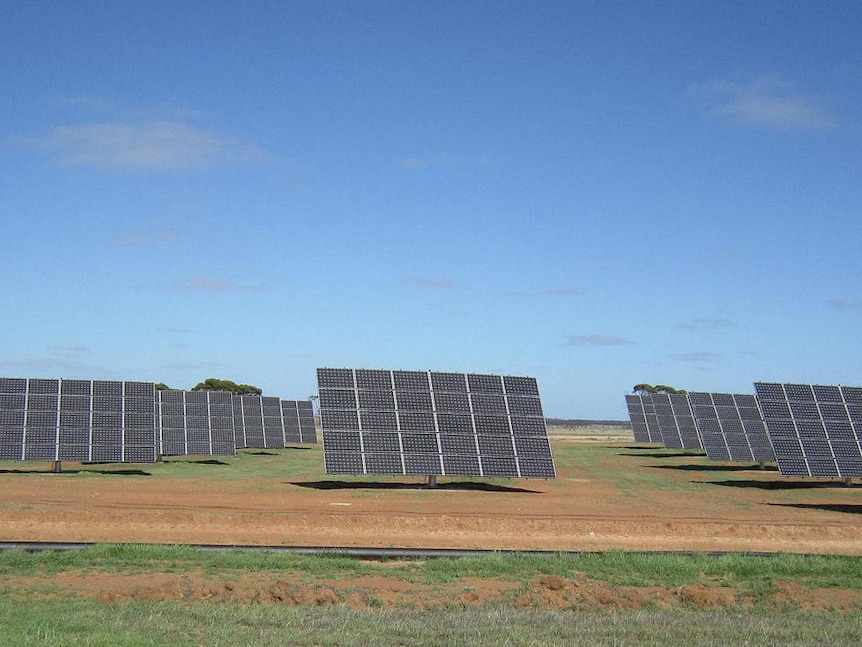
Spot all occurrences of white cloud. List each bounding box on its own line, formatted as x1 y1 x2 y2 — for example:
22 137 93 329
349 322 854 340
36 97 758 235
690 77 837 130
677 317 734 330
505 287 580 297
562 334 632 347
162 277 267 292
30 120 265 170
671 352 722 362
400 277 459 290
828 298 862 310
399 152 496 171
113 226 179 247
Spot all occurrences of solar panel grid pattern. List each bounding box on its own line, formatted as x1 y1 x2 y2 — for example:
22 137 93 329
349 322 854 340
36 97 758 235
0 378 157 463
317 368 556 478
649 393 702 450
755 382 862 478
688 392 775 463
157 390 236 456
624 395 663 443
282 400 318 444
232 395 286 449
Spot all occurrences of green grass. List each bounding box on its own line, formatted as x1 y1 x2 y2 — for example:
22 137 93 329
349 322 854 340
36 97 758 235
1 597 861 647
2 546 860 590
0 546 860 645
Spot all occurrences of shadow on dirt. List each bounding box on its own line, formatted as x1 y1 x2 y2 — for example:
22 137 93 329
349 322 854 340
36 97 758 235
705 479 850 490
768 503 862 515
651 463 777 473
289 480 541 493
0 467 151 476
620 451 705 459
164 458 230 465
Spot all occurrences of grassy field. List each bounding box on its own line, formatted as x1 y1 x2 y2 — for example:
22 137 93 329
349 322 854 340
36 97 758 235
1 546 861 646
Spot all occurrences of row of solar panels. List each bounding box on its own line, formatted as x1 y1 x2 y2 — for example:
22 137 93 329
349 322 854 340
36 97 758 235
0 378 316 463
626 382 862 479
316 368 557 479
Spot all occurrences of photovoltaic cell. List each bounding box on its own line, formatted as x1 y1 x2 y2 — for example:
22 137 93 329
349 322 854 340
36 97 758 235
0 378 158 464
638 393 701 450
755 381 862 479
156 390 236 457
625 395 662 443
317 367 556 479
688 392 775 464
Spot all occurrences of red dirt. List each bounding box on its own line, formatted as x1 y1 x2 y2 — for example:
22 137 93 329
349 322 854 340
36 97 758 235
0 438 860 555
3 437 861 610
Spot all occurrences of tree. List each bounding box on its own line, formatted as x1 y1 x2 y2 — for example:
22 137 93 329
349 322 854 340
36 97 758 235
191 378 262 396
633 383 657 394
632 383 687 394
154 382 171 390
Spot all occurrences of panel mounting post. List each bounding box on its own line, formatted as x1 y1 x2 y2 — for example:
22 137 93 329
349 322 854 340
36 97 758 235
426 475 437 488
51 460 62 473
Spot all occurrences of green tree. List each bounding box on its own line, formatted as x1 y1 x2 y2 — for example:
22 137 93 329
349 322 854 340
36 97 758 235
632 383 687 394
191 378 262 396
633 383 657 394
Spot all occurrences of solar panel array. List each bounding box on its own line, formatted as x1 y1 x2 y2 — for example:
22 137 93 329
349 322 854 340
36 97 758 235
157 389 236 456
652 393 702 449
624 395 662 443
625 394 700 448
0 376 317 464
687 392 775 463
755 382 862 478
0 378 157 463
282 399 317 444
317 368 556 478
232 395 287 449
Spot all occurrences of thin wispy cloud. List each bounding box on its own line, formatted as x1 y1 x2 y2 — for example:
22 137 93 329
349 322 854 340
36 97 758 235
690 77 836 130
51 344 92 355
671 352 722 362
828 298 862 310
28 120 265 170
0 356 103 375
113 226 179 247
161 277 268 293
401 277 459 290
678 317 734 330
399 152 496 171
562 334 632 347
505 287 580 297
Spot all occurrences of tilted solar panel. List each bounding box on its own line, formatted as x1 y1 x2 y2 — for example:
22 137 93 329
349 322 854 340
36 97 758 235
157 390 237 457
0 378 157 464
688 392 775 463
755 381 862 478
317 367 556 479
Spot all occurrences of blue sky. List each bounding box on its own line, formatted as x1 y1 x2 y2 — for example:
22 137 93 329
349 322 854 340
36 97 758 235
1 1 860 419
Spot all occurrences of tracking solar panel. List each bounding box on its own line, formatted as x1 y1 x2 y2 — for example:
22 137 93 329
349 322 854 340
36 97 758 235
317 367 556 479
0 378 158 463
755 381 862 478
688 392 775 463
157 390 236 456
282 399 318 444
232 395 286 449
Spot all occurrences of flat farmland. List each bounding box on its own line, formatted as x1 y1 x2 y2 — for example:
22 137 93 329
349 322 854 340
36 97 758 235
1 428 859 555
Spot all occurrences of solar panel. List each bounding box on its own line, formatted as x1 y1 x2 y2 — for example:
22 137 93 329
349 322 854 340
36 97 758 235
317 367 556 479
625 395 651 443
156 390 237 457
631 393 701 449
688 392 775 463
232 395 286 449
0 378 158 464
282 400 318 444
755 381 862 479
